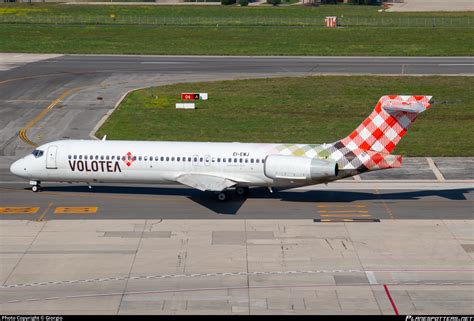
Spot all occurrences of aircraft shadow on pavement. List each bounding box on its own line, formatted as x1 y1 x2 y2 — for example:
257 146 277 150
277 188 473 202
38 185 246 215
36 185 473 216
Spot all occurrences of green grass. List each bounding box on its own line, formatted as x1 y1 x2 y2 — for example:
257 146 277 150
1 24 472 56
0 3 472 55
96 76 474 157
2 3 472 19
0 3 472 26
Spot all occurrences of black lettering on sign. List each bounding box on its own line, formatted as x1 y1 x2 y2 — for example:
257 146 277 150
69 160 76 171
99 161 105 172
107 161 112 172
68 160 122 173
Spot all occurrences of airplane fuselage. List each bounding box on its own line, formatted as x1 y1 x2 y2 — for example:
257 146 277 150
11 95 432 197
11 139 343 189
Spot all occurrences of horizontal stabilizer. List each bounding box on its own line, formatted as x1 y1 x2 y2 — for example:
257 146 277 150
176 173 237 192
382 95 432 114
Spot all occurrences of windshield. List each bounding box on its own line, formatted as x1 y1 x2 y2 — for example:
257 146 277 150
32 149 44 158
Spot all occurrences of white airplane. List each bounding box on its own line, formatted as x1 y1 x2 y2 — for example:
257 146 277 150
10 95 432 201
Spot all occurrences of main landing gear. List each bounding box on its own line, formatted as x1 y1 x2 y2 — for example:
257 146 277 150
235 187 250 197
216 191 229 201
30 181 41 192
215 187 250 201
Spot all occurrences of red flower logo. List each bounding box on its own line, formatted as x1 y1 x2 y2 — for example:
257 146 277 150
123 152 135 167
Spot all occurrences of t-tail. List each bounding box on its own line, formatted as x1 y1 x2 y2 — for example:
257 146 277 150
328 95 433 173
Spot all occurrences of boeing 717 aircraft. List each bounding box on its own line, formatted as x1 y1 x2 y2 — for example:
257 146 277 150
10 95 432 201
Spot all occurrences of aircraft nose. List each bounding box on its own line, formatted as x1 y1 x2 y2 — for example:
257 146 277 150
10 159 28 178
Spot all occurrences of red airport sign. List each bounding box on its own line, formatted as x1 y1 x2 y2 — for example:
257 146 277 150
181 93 200 100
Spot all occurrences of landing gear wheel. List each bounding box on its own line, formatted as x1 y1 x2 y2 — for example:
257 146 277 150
235 187 249 196
216 191 228 201
31 185 40 192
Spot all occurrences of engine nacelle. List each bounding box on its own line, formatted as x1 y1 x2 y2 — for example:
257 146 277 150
264 155 338 181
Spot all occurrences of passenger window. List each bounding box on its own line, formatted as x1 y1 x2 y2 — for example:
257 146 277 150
200 157 203 162
144 156 147 161
256 159 260 163
177 157 180 162
228 158 232 163
251 159 254 163
160 157 164 161
245 159 248 163
217 158 221 162
188 157 191 162
155 156 159 161
68 155 71 159
106 156 110 160
74 155 77 160
100 155 104 160
223 158 226 163
79 155 82 160
166 157 169 161
234 158 237 163
122 156 126 161
262 158 265 163
111 156 114 160
194 157 198 162
132 156 136 161
96 155 99 160
240 158 243 163
171 157 175 161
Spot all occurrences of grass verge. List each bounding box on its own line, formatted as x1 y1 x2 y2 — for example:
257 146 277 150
96 76 474 157
1 24 472 56
1 4 472 19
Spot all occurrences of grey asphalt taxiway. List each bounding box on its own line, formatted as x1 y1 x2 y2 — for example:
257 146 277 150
0 54 473 315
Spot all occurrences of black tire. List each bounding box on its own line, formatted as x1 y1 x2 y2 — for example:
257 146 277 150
235 187 249 196
31 185 40 192
216 192 228 201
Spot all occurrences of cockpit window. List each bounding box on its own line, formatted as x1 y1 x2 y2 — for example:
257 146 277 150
32 150 44 158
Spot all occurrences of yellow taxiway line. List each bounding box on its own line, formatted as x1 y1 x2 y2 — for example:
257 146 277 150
18 88 80 147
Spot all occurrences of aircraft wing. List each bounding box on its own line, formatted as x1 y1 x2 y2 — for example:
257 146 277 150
176 173 237 192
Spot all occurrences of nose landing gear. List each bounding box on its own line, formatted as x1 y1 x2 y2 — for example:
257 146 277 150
30 181 41 192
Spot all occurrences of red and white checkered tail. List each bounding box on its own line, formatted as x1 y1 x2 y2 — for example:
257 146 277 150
338 95 433 154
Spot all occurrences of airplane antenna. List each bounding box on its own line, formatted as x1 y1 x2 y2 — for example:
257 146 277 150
102 135 107 141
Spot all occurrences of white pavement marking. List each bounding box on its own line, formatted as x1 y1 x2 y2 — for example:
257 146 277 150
2 269 472 290
0 54 62 71
366 271 378 285
3 282 474 306
438 64 474 66
426 157 446 181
